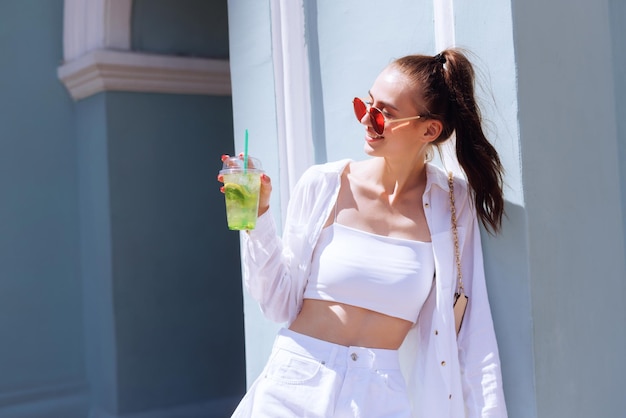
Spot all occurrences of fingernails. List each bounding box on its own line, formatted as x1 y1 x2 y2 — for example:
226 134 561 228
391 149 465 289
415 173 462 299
238 152 244 158
261 174 269 181
217 174 223 182
221 154 229 162
219 186 224 193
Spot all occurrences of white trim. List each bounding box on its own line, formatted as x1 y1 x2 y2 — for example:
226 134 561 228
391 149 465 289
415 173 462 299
60 0 230 99
433 0 463 177
58 50 231 100
433 0 455 52
270 0 315 217
63 0 132 61
104 0 132 51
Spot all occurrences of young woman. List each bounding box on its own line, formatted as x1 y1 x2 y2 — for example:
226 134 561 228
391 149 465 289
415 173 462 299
225 49 507 417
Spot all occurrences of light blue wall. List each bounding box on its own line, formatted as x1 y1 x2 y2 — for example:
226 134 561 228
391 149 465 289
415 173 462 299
131 0 229 59
0 0 245 417
76 93 117 414
513 0 626 417
108 92 244 412
609 0 626 258
78 0 244 415
453 1 535 416
77 92 244 416
0 1 87 415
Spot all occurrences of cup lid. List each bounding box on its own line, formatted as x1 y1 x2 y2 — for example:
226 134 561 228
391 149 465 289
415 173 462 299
221 156 262 171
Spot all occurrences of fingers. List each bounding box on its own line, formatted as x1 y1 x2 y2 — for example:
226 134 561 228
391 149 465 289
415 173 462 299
259 173 272 198
219 152 271 215
218 154 228 194
221 154 239 169
218 154 271 201
257 173 272 216
260 173 272 193
217 173 225 195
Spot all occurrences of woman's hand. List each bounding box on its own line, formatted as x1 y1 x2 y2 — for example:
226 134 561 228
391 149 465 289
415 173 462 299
218 154 272 217
257 171 272 216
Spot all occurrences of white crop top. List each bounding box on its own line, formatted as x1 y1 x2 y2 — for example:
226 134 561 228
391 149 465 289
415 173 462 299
303 223 435 323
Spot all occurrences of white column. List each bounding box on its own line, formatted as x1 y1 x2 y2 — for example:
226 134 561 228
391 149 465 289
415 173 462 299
270 0 315 217
433 0 463 177
434 0 455 53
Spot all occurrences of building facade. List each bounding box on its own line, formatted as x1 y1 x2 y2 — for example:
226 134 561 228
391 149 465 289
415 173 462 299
0 1 243 417
0 0 624 417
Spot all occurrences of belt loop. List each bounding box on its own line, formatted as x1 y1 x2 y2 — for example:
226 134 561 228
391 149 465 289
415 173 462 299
367 349 376 368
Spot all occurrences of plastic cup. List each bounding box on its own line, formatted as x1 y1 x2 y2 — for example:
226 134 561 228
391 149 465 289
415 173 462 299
220 156 263 230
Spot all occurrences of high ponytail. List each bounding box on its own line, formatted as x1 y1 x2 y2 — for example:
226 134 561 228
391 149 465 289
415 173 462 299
392 48 504 234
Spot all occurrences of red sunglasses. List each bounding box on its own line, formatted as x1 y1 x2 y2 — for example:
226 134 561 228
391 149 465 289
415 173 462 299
353 97 424 135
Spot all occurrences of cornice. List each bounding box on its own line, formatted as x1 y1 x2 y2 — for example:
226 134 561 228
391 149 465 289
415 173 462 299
58 0 231 100
58 49 231 100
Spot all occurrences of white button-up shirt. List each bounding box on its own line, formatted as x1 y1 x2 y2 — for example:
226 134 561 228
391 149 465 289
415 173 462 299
242 159 507 418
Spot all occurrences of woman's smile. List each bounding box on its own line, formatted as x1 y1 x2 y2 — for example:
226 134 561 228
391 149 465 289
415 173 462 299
365 131 384 141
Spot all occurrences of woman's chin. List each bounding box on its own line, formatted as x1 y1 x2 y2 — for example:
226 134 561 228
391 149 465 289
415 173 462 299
363 138 384 155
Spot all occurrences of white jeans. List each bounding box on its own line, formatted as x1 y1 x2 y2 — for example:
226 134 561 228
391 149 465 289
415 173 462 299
231 328 412 418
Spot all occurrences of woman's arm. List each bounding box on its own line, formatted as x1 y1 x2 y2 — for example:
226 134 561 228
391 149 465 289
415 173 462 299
241 209 298 323
240 165 335 324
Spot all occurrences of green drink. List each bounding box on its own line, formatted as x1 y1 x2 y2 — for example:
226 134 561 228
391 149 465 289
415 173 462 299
220 157 262 230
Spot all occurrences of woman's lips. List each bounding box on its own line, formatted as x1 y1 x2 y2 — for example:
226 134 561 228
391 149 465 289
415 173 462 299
366 131 384 141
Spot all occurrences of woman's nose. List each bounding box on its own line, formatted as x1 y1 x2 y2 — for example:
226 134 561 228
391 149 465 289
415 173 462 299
359 109 371 125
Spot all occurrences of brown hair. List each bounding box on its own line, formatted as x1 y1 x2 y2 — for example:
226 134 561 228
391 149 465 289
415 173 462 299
392 48 504 234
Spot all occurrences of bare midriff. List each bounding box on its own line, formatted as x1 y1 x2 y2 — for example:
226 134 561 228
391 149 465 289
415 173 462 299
288 299 414 350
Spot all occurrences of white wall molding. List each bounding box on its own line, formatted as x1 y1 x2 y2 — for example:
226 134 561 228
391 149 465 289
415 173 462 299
269 0 315 216
433 0 463 177
58 50 231 100
433 0 456 52
63 0 132 61
59 0 231 100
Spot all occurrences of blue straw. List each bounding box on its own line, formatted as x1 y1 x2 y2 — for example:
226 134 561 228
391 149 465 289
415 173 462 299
243 129 249 173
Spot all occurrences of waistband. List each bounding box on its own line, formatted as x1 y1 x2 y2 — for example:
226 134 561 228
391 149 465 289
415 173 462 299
274 328 401 370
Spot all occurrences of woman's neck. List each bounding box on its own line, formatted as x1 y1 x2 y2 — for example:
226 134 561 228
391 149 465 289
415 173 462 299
367 156 428 202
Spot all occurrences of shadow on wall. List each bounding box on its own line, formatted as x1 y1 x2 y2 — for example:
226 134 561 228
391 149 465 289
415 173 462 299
481 201 537 418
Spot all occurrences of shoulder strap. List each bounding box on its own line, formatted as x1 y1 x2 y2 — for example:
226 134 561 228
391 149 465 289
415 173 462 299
448 172 464 295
